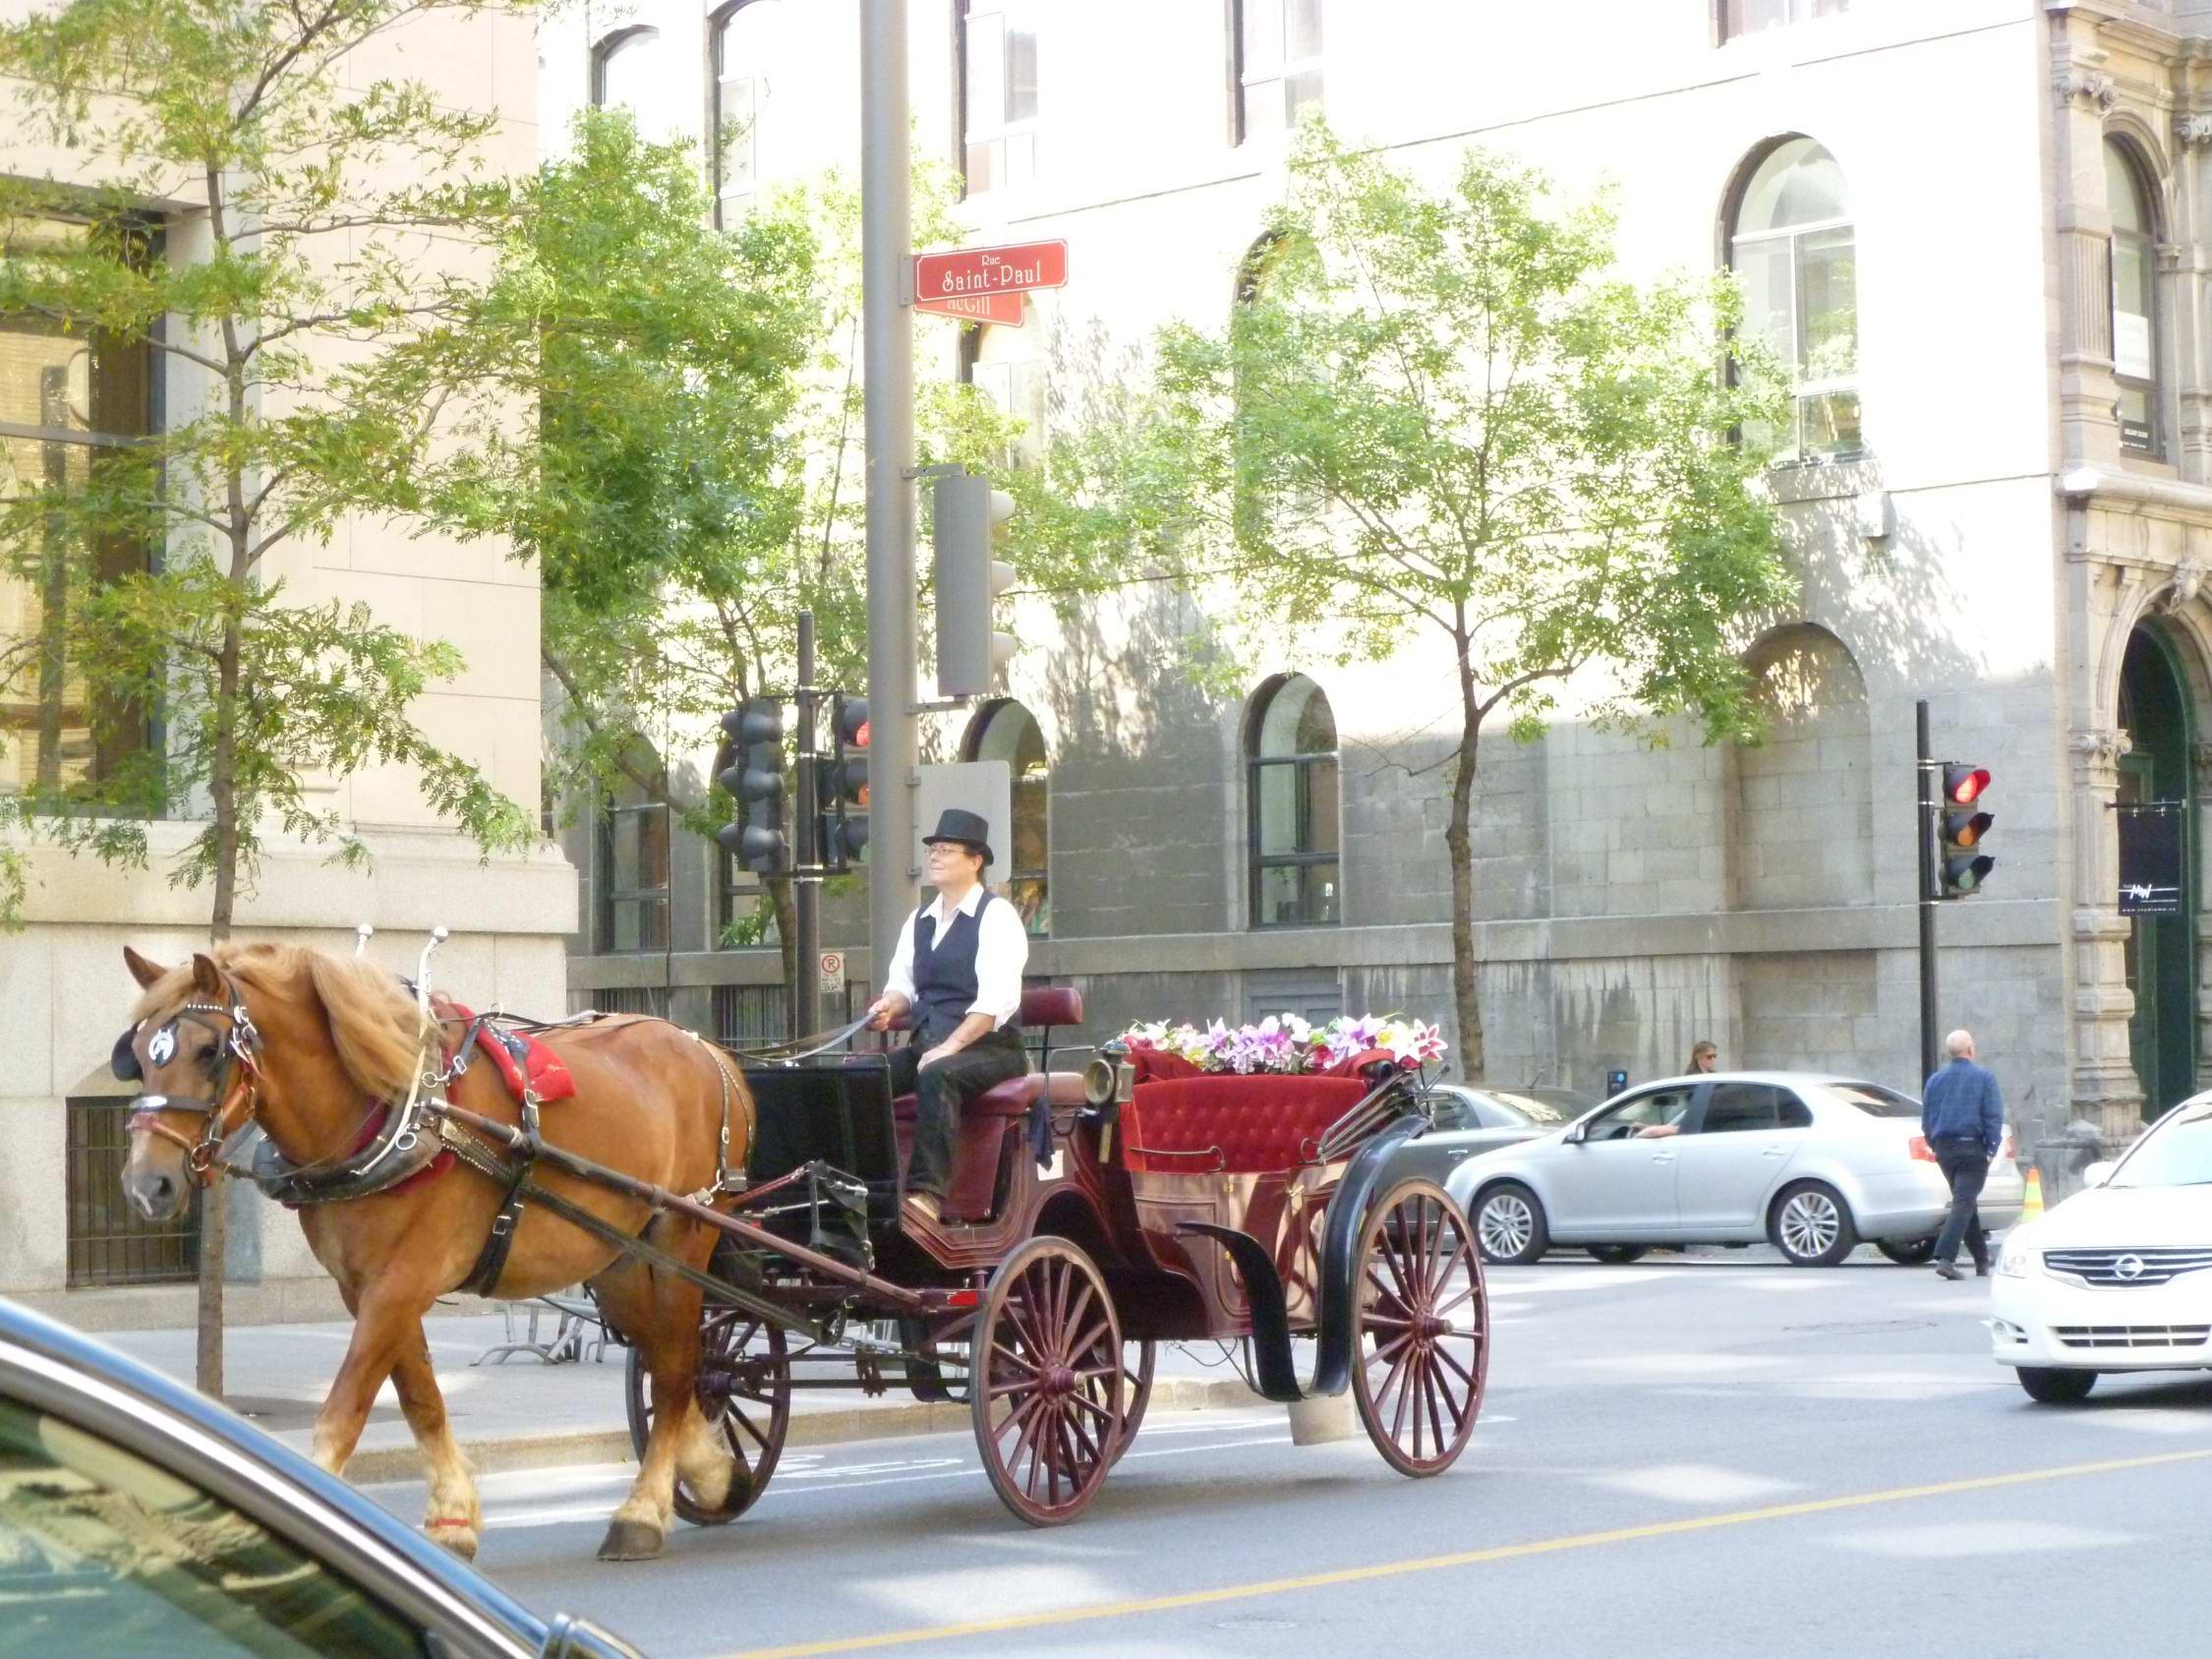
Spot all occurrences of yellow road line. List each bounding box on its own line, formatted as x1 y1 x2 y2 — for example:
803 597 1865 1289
727 1445 2212 1659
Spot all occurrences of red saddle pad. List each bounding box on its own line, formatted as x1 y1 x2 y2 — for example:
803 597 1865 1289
440 1001 578 1103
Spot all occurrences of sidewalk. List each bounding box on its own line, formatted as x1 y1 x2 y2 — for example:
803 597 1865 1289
102 1304 1263 1484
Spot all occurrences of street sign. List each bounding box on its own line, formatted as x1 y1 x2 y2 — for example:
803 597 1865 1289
912 241 1067 318
819 949 845 981
913 290 1025 326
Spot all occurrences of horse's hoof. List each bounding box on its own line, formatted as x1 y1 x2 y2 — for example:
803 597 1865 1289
597 1518 664 1562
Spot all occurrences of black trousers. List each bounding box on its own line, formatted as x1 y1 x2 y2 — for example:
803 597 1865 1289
887 1030 1026 1206
1932 1139 1992 1270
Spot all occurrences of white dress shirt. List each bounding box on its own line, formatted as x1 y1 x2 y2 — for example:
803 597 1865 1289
882 883 1029 1030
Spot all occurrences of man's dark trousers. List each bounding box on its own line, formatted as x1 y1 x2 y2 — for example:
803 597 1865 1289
1932 1137 1992 1270
887 1026 1026 1209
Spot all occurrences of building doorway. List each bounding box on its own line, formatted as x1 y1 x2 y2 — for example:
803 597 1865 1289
2118 624 2198 1119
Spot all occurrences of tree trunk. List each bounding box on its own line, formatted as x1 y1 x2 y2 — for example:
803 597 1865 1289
1445 654 1486 1082
198 621 242 1399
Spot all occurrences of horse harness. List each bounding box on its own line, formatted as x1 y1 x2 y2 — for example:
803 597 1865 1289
115 987 266 1188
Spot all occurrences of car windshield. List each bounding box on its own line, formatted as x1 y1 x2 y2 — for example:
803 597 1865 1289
2112 1107 2212 1187
1826 1083 1921 1119
1484 1091 1570 1124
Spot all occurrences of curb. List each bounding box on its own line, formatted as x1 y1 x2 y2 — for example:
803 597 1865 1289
349 1375 1258 1486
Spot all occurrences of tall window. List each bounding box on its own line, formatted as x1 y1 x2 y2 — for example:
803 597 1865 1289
1233 0 1323 143
1248 675 1339 928
712 1 779 226
1721 0 1847 38
1 215 152 797
2108 140 2162 458
964 698 1049 934
1729 137 1860 462
959 2 1038 197
596 748 669 953
959 313 1044 465
591 26 661 120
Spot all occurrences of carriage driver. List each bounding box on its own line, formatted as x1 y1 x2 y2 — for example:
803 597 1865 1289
865 808 1030 1227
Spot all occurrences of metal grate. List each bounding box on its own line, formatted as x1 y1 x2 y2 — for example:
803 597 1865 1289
66 1097 199 1288
2055 1325 2211 1349
713 982 787 1047
2043 1247 2212 1287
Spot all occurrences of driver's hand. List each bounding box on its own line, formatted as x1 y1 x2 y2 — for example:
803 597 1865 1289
866 996 901 1033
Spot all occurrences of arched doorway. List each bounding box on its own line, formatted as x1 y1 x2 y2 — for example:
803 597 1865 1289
2118 623 2198 1118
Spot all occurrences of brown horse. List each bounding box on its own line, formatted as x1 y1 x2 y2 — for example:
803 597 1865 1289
116 941 754 1564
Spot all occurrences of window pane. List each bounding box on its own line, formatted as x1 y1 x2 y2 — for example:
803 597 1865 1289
1304 753 1339 856
1284 68 1323 122
0 1398 421 1655
1796 225 1856 383
1736 140 1848 235
1243 0 1283 69
1244 76 1284 135
1286 0 1323 60
599 34 658 117
1798 388 1861 459
1257 859 1337 926
719 77 756 191
1255 760 1299 855
2113 233 2154 380
2105 142 2149 236
1004 131 1035 190
1699 1083 1781 1134
1004 21 1038 124
1732 236 1794 366
965 138 1001 195
966 13 1004 140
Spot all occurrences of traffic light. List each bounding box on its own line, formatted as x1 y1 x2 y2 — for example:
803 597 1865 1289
934 469 1018 697
1937 763 1994 898
717 696 786 876
822 692 870 870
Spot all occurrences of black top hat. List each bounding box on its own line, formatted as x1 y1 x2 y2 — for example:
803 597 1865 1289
921 807 993 867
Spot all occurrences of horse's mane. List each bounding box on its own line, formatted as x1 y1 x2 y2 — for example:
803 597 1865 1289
132 941 429 1103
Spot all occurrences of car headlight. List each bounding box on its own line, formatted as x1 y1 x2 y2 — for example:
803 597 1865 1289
1996 1237 2035 1278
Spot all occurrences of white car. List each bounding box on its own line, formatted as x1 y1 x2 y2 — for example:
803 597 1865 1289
1442 1071 2024 1269
1988 1094 2212 1402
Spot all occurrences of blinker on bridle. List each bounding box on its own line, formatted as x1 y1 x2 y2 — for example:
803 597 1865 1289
115 981 265 1186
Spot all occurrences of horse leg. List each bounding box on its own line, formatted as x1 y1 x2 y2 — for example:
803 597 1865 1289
309 1283 422 1480
386 1322 483 1560
589 1227 717 1562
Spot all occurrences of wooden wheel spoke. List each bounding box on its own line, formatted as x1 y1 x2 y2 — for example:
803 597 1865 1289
1062 1282 1097 1359
1369 1329 1414 1367
1044 1260 1072 1350
1429 1340 1479 1392
1430 1231 1467 1303
1406 1349 1426 1458
1377 1224 1416 1308
1432 1283 1477 1319
1065 1319 1112 1364
1423 1358 1449 1453
1065 1405 1104 1467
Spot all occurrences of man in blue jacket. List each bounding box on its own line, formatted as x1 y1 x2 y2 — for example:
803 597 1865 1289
1921 1028 2005 1280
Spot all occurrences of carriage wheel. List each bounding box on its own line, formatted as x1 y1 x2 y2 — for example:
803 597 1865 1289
1110 1339 1155 1466
971 1237 1123 1525
1351 1179 1486 1478
624 1308 790 1524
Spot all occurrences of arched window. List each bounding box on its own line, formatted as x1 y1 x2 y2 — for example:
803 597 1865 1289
1728 138 1860 462
1248 675 1339 927
964 698 1049 934
711 2 779 226
958 1 1038 197
590 27 660 118
595 743 669 953
2108 140 2162 458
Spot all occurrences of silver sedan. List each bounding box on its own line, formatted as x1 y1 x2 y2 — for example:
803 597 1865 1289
1440 1071 2026 1269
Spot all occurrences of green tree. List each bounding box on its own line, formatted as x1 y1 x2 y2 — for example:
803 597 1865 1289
434 110 1033 994
0 0 539 1392
1050 126 1794 1076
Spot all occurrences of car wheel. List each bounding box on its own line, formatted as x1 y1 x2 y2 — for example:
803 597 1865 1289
2016 1366 2097 1404
1768 1180 1858 1268
1586 1245 1648 1265
1475 1182 1549 1266
1876 1236 1937 1267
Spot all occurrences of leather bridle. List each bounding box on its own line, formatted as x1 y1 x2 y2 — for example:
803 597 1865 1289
120 983 265 1188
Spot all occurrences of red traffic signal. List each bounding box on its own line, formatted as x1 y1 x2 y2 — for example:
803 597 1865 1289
1945 765 1990 806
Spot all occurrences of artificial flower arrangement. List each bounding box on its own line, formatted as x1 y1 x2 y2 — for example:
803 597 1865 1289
1115 1013 1446 1078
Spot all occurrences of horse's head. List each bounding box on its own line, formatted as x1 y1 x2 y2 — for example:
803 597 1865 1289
116 947 266 1221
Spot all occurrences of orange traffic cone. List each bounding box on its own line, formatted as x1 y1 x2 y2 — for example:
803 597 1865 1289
2020 1167 2044 1222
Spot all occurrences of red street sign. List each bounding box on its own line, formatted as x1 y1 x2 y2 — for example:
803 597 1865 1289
913 239 1067 309
913 290 1025 326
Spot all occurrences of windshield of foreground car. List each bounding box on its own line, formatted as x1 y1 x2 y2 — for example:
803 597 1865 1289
2112 1108 2212 1187
1486 1091 1572 1124
1826 1083 1921 1119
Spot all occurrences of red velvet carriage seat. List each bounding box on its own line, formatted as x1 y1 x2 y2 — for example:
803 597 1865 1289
1117 1076 1369 1174
889 985 1085 1219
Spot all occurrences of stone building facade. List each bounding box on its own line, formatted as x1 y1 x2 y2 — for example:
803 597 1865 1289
0 8 568 1319
545 0 2212 1195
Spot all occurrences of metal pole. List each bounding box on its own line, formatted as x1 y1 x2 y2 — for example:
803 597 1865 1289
1917 698 1939 1087
861 0 917 994
794 611 821 1036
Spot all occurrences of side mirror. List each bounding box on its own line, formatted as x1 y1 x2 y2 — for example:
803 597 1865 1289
1563 1122 1587 1147
2082 1160 2115 1189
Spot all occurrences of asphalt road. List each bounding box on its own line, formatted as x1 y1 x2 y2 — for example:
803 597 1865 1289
366 1250 2212 1658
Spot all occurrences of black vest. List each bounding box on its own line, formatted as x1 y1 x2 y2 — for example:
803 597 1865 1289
912 891 1021 1046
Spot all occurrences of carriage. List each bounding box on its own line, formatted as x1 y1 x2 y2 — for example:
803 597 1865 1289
612 986 1490 1526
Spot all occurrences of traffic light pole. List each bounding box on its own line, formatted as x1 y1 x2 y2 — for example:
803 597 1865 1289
860 0 919 991
793 612 822 1037
1916 698 1939 1086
